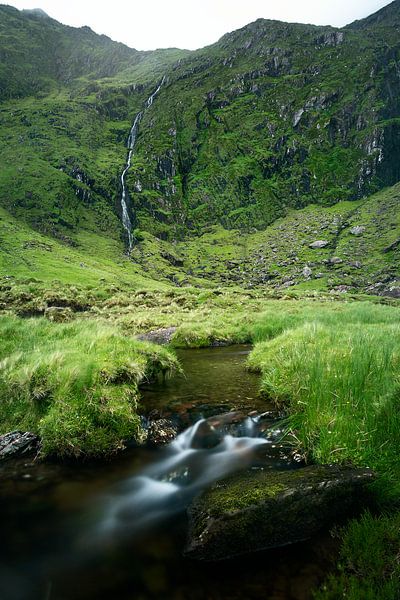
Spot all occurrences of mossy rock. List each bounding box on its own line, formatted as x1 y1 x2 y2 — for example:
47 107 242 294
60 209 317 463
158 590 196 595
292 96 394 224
185 465 375 561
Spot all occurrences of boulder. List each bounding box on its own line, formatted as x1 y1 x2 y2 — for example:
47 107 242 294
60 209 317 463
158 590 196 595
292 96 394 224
0 431 40 460
137 327 177 345
185 465 374 561
329 257 343 265
309 240 329 249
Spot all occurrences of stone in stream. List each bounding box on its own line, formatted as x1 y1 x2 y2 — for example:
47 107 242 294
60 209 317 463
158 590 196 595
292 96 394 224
0 431 40 460
185 465 375 561
146 418 178 446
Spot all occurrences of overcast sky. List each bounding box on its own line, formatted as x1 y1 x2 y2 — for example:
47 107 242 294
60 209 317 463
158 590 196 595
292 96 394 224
6 0 394 50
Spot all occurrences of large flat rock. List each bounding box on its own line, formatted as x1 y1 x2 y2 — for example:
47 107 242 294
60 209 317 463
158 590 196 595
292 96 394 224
185 465 374 561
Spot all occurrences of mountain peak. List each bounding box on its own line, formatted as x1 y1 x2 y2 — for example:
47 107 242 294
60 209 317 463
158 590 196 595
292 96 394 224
21 7 49 18
347 0 400 29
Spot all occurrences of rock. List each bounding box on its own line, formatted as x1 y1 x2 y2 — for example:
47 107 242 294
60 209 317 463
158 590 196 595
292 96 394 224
185 419 222 449
332 285 351 293
0 431 40 460
137 327 177 345
146 419 178 446
316 31 344 47
185 465 375 561
383 238 400 253
302 265 312 279
44 306 74 322
350 261 362 269
309 240 329 249
350 226 365 236
329 257 343 265
384 287 400 299
293 109 304 128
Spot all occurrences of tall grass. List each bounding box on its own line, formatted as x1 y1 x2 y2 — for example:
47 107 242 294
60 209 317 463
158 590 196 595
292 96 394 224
249 321 400 491
0 316 178 457
249 305 400 599
315 511 400 600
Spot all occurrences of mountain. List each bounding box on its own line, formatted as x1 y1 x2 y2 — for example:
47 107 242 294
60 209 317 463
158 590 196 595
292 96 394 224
348 0 400 29
0 3 399 295
0 5 187 247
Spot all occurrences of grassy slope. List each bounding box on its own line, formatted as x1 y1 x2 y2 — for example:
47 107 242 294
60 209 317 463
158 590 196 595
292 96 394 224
130 184 400 293
0 6 399 294
1 181 399 302
0 5 188 246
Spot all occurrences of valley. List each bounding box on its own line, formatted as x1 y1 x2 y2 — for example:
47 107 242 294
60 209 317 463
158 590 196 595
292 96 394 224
0 2 400 599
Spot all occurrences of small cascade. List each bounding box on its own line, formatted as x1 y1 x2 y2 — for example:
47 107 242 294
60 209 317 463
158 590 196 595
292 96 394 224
93 414 270 541
119 76 166 252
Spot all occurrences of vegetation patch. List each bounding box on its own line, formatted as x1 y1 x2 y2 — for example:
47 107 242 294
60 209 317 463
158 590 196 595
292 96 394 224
248 301 400 597
0 316 178 457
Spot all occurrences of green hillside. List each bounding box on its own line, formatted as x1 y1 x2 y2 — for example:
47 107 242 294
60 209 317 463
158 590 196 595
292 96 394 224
0 2 399 298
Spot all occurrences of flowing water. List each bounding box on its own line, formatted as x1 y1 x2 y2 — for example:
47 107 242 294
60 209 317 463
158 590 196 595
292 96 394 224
0 346 338 600
120 76 165 251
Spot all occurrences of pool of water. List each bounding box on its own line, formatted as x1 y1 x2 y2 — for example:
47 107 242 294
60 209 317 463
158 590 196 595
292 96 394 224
140 345 271 424
0 346 338 600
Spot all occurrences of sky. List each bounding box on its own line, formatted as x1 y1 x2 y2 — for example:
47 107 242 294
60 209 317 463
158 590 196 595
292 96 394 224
5 0 394 50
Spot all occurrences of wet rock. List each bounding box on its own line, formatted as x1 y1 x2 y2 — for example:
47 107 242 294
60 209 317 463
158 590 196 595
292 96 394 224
146 419 178 446
0 431 40 460
137 327 177 345
309 240 329 249
187 420 222 449
185 465 375 561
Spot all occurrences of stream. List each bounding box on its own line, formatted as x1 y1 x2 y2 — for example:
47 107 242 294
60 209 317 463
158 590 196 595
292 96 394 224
0 346 337 600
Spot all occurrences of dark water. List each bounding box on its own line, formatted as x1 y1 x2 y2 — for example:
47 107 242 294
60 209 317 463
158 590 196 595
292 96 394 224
140 345 271 424
0 346 337 600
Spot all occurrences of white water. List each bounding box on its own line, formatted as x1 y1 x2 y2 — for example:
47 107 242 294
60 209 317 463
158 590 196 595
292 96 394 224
120 76 166 252
94 415 268 540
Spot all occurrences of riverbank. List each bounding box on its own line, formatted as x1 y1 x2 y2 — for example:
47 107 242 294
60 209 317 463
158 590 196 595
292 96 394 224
0 316 178 457
248 303 400 599
0 285 399 598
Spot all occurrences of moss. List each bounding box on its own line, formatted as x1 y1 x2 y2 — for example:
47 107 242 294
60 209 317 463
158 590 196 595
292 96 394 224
205 472 288 514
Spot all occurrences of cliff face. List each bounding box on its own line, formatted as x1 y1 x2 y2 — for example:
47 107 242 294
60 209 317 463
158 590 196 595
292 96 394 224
127 10 400 238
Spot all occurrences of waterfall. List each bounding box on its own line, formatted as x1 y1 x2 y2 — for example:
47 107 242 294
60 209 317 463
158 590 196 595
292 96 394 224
120 76 166 252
